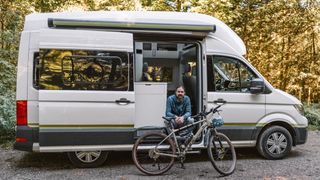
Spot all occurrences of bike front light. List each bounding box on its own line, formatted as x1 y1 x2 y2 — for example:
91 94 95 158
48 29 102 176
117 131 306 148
294 104 304 116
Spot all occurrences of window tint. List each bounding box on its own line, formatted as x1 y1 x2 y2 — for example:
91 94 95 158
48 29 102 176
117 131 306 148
33 52 40 89
157 43 177 51
207 56 258 93
38 49 131 91
143 43 152 50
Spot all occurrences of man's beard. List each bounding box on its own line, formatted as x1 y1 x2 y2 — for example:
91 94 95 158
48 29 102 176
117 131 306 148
177 95 183 101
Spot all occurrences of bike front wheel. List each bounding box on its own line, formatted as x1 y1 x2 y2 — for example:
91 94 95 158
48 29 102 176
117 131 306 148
132 132 176 175
207 132 236 176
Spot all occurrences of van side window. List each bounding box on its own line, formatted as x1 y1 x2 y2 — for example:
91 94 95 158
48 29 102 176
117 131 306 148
33 52 40 89
207 56 258 93
38 49 130 91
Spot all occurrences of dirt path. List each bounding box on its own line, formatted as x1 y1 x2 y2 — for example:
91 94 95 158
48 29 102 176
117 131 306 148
1 131 319 180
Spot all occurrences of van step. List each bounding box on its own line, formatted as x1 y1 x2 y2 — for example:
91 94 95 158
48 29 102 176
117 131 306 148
186 150 201 154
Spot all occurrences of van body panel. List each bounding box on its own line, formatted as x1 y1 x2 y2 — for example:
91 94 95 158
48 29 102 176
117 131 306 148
24 11 246 55
26 32 41 126
27 100 39 125
16 32 30 100
258 113 299 126
266 89 302 105
205 36 242 56
39 128 135 147
27 31 40 102
39 92 134 125
39 29 133 52
208 92 266 141
264 89 307 127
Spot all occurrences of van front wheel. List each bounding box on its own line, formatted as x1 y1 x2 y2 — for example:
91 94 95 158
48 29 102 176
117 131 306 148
67 151 109 168
257 126 292 160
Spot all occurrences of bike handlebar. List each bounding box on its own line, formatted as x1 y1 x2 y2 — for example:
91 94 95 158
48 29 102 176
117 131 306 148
190 105 222 119
162 104 224 121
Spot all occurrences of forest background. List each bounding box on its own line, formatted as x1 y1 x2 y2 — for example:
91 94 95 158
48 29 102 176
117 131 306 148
0 0 319 142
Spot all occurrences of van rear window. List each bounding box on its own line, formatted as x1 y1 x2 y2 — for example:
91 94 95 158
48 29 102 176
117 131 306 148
38 49 132 91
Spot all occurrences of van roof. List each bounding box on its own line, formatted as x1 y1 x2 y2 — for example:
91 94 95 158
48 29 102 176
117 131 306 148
24 11 246 55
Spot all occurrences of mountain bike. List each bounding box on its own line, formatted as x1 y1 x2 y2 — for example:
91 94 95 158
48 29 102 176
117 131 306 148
132 105 236 176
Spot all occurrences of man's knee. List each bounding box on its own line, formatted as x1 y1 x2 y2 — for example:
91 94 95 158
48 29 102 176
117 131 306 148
186 117 194 124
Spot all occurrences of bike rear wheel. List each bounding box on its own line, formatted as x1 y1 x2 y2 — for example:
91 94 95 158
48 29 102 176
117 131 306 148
207 132 236 176
132 132 176 175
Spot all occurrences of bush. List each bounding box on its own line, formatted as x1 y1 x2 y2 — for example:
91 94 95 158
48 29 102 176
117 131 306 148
0 94 16 143
304 104 320 130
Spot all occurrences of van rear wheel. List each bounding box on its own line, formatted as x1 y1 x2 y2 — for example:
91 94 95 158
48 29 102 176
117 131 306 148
257 126 292 160
67 151 109 168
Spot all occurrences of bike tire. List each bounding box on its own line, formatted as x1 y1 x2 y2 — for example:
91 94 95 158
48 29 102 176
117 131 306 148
132 132 176 175
207 132 236 176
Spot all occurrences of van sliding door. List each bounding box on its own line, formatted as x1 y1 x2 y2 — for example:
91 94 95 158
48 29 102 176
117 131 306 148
37 29 134 150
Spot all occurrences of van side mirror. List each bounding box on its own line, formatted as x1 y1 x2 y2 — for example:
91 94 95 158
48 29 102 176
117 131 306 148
250 78 264 94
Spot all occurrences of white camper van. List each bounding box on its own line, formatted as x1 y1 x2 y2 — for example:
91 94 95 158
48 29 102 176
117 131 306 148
15 11 308 167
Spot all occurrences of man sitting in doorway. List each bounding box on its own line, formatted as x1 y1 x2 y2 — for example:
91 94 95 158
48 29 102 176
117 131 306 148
165 86 194 143
142 62 153 81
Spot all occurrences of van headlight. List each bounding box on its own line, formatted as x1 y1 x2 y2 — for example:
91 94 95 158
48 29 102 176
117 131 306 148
294 104 304 116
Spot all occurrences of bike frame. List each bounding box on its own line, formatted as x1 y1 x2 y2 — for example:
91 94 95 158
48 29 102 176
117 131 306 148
154 110 218 158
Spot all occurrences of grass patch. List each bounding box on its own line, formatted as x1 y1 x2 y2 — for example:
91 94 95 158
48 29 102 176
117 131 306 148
0 140 14 149
0 134 15 148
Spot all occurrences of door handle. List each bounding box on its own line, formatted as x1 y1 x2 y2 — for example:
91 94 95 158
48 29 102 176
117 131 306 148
213 98 227 104
115 98 131 105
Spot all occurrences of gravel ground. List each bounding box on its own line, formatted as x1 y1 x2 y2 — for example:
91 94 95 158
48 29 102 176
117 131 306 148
1 131 319 180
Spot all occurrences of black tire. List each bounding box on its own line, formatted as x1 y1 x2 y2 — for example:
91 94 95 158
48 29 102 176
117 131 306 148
207 132 236 176
67 151 109 168
257 125 292 160
132 132 176 175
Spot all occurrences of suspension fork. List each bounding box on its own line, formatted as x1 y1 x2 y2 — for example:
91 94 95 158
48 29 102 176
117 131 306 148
210 128 225 156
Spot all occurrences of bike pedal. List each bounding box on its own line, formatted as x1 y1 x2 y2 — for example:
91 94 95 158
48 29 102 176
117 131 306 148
180 163 185 169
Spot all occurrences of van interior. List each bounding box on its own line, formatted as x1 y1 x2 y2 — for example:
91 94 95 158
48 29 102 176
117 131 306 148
134 41 200 116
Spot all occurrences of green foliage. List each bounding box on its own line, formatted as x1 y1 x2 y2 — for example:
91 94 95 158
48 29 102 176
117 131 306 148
0 94 16 142
305 104 320 130
0 0 31 142
31 0 81 12
191 0 320 103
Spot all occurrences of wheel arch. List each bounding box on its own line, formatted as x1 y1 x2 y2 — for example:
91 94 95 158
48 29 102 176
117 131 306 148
255 113 298 146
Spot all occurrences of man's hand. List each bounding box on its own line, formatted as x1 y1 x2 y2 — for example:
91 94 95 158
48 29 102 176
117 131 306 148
175 116 184 125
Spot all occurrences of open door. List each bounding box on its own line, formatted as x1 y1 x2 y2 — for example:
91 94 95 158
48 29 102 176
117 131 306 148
38 29 134 150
